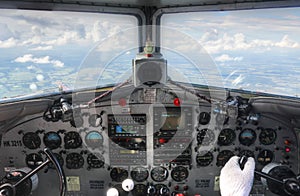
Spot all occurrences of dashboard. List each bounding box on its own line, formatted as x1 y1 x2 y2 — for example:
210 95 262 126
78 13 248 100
0 86 299 196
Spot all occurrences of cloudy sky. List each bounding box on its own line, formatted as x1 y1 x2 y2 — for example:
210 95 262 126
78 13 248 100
1 7 300 98
161 7 300 96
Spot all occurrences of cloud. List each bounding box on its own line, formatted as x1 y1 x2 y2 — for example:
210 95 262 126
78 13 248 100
201 33 300 53
0 37 18 48
30 45 53 51
215 54 243 62
14 54 64 67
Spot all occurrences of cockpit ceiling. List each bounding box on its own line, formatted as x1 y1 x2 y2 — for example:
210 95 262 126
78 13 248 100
0 0 298 9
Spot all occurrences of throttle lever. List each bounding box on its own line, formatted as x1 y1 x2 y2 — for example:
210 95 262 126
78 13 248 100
238 156 248 170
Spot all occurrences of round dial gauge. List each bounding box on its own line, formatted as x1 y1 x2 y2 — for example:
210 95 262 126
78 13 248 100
257 149 274 165
131 167 149 182
49 153 64 169
155 184 170 196
197 128 215 146
26 153 43 169
218 128 236 146
43 132 62 149
64 131 82 149
85 131 103 148
132 184 147 196
196 151 214 167
151 167 168 182
239 128 257 146
198 112 210 125
87 153 104 168
259 128 277 145
239 150 255 158
22 132 41 149
216 150 234 167
171 166 189 182
110 167 128 182
88 114 102 127
66 153 84 169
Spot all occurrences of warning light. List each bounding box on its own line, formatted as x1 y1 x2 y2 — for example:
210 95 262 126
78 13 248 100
159 138 167 144
175 194 185 196
173 98 181 106
285 147 291 153
145 53 153 57
118 98 127 107
284 140 291 145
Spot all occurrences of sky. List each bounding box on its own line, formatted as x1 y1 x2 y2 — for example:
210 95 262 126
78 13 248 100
0 7 300 99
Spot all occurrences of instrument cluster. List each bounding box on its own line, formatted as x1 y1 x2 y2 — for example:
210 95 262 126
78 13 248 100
0 94 298 196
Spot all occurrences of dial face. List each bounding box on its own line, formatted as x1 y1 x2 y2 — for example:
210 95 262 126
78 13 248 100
132 184 147 196
171 166 189 182
110 167 128 182
66 153 84 169
85 131 103 149
151 167 168 182
131 167 149 182
22 132 41 149
198 112 210 125
239 128 257 146
43 132 62 149
155 184 170 195
88 114 102 127
196 151 214 167
216 150 234 167
49 153 64 169
239 150 255 158
87 153 104 168
26 153 43 169
197 128 215 146
218 128 236 146
259 128 277 145
64 131 82 149
257 149 274 165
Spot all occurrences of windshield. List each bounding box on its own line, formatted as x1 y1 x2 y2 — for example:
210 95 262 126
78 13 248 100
161 7 300 97
0 9 137 99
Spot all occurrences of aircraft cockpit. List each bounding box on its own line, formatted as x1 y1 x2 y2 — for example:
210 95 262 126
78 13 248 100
0 0 299 196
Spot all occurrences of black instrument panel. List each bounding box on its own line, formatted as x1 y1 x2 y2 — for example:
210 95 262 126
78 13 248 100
0 94 298 196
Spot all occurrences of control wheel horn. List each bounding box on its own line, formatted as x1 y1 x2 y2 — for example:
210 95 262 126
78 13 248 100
0 148 66 196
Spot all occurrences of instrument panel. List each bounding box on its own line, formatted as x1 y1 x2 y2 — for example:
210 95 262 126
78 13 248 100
0 88 299 196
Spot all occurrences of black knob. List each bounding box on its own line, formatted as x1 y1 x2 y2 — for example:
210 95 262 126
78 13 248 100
160 187 170 195
147 186 156 195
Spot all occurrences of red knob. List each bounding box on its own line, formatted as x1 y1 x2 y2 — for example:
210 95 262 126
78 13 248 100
175 194 185 196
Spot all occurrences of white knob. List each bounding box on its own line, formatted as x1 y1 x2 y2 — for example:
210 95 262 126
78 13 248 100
122 178 134 192
106 187 119 196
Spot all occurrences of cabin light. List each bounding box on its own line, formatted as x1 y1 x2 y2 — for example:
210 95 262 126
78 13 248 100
118 98 127 107
285 147 291 153
173 98 181 106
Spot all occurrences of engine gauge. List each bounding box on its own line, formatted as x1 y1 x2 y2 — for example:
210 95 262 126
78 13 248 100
239 150 255 158
22 132 41 149
43 132 62 149
64 131 82 149
197 128 215 146
49 153 64 169
110 167 128 182
216 150 234 167
257 149 273 165
132 184 147 196
131 167 149 182
66 152 84 169
85 131 103 148
171 166 189 182
239 128 256 146
26 153 43 169
259 128 277 145
155 184 170 195
198 112 210 125
218 128 236 146
88 114 102 127
151 167 168 182
196 151 214 167
87 153 104 168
